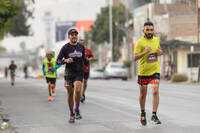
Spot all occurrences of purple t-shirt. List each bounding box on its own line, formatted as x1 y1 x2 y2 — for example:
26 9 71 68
56 43 85 74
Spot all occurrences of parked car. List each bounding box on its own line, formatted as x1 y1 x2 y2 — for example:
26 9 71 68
104 62 128 80
90 68 105 79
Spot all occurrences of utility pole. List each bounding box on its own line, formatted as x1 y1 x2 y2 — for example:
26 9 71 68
109 0 113 62
197 0 200 43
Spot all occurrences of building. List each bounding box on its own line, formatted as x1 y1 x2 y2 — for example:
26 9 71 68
132 0 200 81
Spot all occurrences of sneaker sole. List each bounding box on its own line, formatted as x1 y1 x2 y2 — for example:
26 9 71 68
150 120 161 125
75 117 82 120
69 120 75 123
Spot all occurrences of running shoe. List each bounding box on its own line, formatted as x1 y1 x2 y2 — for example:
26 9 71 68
48 96 53 101
75 109 82 120
151 115 162 125
69 114 75 123
140 112 147 126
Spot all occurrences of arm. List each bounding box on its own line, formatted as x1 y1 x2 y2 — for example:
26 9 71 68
42 64 46 75
56 64 61 69
157 43 162 56
157 49 163 56
57 45 74 64
87 50 94 61
133 46 151 61
82 47 89 65
56 46 66 65
51 64 61 72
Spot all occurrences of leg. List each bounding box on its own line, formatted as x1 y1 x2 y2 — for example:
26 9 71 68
65 80 75 123
51 83 55 94
150 79 162 124
52 78 56 94
74 81 82 109
74 81 82 119
139 85 148 126
81 78 87 103
151 79 160 112
82 79 87 96
11 74 15 85
47 82 53 101
48 82 52 96
64 80 74 114
139 85 148 111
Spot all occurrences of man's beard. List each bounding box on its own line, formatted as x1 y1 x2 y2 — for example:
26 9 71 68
144 33 153 39
71 38 77 43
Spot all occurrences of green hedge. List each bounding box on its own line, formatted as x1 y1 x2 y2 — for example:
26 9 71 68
171 74 188 82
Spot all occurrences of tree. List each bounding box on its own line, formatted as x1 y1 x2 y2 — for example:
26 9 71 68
0 0 34 40
9 0 35 36
89 4 132 61
0 0 18 40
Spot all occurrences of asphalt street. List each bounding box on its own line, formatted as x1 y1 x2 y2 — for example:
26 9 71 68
0 78 200 133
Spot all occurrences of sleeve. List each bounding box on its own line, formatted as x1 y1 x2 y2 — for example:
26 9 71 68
56 64 61 69
134 40 142 54
56 46 66 65
88 49 94 58
42 63 46 74
82 46 89 65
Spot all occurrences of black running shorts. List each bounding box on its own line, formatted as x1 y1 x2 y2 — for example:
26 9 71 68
64 71 83 87
46 77 56 84
83 72 89 80
137 73 160 86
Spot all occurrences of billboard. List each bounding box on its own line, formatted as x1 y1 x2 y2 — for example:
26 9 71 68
55 21 76 42
55 20 93 42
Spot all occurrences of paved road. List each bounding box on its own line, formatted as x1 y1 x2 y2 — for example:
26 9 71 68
0 78 200 133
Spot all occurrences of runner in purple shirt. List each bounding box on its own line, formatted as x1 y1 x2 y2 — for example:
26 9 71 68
57 29 85 123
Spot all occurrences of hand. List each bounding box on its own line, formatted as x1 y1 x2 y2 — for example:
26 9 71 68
51 67 56 72
157 49 162 56
145 46 152 53
64 58 73 63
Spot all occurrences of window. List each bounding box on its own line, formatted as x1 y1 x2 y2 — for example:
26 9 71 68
188 54 200 67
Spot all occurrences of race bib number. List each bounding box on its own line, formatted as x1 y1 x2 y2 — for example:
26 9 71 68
48 70 53 74
147 53 157 63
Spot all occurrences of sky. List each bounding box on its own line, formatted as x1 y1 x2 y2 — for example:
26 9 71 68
1 0 106 52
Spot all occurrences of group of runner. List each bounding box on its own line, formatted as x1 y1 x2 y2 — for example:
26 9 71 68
42 29 94 123
43 21 162 125
8 21 162 125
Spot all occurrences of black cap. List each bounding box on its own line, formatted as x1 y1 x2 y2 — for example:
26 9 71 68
68 29 78 35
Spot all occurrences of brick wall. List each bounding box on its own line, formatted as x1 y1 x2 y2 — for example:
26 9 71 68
170 15 197 38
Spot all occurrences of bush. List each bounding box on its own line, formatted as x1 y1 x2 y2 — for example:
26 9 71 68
123 60 132 68
171 74 188 82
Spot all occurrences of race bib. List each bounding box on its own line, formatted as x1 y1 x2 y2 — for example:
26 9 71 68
48 70 53 74
147 53 157 63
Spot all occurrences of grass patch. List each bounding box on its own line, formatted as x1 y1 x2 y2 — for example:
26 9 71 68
171 74 188 82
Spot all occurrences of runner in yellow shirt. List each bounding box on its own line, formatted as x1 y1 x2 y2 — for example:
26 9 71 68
134 21 162 126
43 52 60 101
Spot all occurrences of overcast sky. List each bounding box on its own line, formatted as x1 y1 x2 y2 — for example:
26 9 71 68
2 0 106 52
